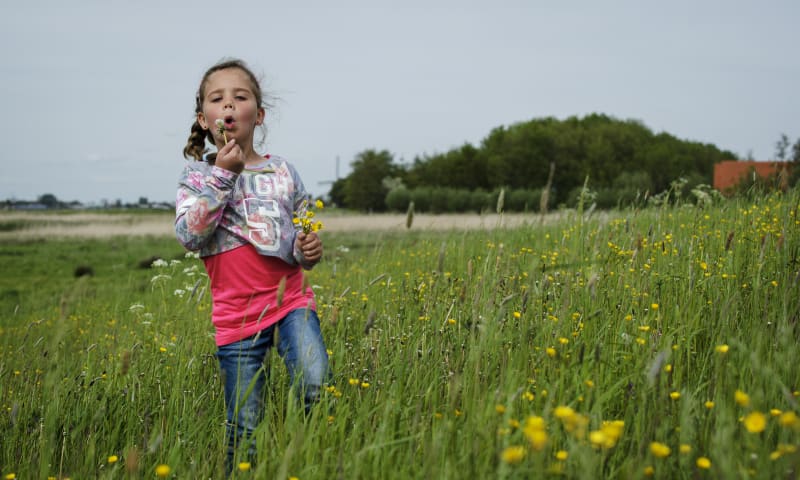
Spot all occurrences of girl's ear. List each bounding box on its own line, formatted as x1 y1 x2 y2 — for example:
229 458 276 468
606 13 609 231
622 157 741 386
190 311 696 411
197 111 208 130
255 107 265 126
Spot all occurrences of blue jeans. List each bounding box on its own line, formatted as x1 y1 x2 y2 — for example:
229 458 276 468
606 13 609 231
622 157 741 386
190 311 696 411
216 308 330 470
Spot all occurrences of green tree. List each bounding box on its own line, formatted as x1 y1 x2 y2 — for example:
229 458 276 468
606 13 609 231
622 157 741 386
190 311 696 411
38 193 59 208
328 178 347 207
343 149 397 211
329 114 737 208
775 133 790 161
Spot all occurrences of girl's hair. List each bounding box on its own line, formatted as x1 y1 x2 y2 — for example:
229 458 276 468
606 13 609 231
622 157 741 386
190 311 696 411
183 58 268 161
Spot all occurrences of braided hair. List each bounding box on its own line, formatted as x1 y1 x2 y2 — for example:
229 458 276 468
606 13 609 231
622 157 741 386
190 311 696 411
182 58 267 162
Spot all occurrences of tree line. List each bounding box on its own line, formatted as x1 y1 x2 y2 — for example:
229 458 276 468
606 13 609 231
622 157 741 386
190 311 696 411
328 113 798 212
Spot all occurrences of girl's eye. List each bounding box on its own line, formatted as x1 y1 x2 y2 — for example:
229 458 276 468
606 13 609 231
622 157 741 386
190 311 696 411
236 96 248 101
210 97 222 103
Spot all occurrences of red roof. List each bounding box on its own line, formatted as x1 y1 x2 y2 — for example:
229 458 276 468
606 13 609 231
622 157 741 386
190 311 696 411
713 161 791 192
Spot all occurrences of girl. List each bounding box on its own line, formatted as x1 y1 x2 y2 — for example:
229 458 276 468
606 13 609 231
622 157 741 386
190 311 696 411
175 58 330 471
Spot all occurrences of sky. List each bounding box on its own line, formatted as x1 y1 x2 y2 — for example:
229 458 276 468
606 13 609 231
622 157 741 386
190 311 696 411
1 1 798 204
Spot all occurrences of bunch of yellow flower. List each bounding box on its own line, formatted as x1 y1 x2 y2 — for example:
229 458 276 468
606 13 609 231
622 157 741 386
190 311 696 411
523 416 548 451
293 199 324 234
589 420 625 449
553 405 590 439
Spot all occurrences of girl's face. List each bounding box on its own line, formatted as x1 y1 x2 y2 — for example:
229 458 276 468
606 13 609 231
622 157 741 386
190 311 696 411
197 68 265 147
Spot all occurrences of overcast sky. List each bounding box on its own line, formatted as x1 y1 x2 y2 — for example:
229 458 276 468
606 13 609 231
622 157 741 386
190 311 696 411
1 1 798 204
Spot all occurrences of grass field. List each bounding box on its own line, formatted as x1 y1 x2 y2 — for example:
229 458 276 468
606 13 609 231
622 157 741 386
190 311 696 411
1 191 798 479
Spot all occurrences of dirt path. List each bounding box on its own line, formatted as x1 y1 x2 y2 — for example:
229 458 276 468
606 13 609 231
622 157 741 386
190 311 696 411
0 211 574 239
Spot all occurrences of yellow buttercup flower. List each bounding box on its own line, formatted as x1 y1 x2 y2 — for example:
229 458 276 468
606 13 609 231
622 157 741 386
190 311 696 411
734 390 750 407
523 391 535 401
238 462 251 472
155 464 171 477
589 429 608 448
501 445 526 464
553 405 576 421
778 411 799 429
743 411 767 433
650 441 671 458
108 455 119 464
696 457 711 469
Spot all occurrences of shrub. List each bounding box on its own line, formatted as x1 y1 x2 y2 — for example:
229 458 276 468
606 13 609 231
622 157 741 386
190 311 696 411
385 187 411 212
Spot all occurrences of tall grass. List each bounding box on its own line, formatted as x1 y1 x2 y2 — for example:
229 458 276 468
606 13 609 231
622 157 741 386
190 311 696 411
1 190 798 479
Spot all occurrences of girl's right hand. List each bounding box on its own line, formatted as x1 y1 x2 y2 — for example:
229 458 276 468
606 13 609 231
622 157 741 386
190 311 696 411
215 139 244 174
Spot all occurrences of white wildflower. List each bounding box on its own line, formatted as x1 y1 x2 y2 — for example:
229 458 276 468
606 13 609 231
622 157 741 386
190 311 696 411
174 289 186 297
129 303 146 312
151 259 168 268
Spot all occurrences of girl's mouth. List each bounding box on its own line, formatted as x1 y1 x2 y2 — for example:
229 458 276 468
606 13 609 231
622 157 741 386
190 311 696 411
224 116 235 128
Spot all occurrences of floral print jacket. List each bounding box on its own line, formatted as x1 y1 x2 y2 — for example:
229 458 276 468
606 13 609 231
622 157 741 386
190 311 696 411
175 155 314 269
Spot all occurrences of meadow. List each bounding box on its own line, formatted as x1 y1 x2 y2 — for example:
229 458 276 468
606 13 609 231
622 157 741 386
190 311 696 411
0 191 798 479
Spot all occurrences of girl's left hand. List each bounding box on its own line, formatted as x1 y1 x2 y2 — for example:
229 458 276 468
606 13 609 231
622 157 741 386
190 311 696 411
296 231 323 264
